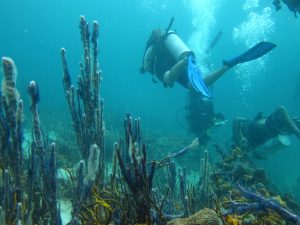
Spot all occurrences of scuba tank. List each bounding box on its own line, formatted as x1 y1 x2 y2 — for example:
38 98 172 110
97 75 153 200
164 31 193 61
141 17 193 75
254 134 291 159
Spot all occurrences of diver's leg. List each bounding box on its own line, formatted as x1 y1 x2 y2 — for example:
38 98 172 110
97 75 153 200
275 106 300 139
203 65 230 86
163 58 187 87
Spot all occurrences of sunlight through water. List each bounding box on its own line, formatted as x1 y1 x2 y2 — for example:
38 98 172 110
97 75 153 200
232 1 275 105
186 0 223 75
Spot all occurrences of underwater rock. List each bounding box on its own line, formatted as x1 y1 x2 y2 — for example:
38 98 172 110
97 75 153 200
166 208 222 225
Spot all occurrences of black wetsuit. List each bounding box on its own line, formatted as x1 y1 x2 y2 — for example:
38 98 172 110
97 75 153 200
187 92 220 143
152 42 176 86
241 112 285 148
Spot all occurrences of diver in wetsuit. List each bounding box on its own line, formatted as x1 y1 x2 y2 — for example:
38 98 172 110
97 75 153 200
232 106 300 156
140 20 276 97
186 91 225 143
140 28 229 97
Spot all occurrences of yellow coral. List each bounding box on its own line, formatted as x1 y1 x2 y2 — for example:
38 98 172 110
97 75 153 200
225 215 242 225
262 210 285 225
224 156 235 164
221 181 232 191
272 195 287 207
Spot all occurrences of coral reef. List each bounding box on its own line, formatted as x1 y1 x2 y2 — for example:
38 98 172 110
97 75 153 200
1 14 300 225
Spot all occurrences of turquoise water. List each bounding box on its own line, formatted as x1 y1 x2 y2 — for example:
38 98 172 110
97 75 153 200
1 0 300 193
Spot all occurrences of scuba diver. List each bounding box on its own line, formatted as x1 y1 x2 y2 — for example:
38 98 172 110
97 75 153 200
232 106 300 158
273 0 300 17
140 18 276 98
186 91 226 143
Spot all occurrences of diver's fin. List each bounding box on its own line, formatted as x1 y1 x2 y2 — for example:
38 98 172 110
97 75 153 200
223 41 276 67
187 55 211 98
